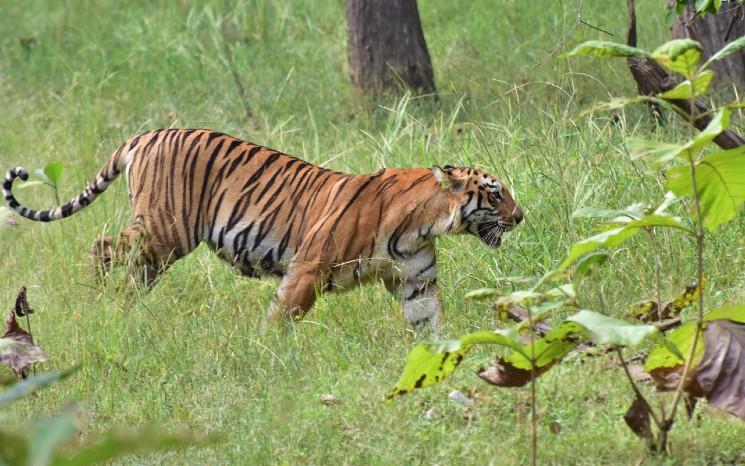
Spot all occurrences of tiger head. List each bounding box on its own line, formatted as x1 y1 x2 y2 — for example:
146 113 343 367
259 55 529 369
433 165 523 247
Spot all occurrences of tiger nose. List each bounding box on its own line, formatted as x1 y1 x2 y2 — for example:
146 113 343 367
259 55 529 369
513 208 524 225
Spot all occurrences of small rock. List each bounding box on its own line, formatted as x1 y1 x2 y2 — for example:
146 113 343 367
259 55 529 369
448 390 474 406
424 407 437 419
320 393 338 405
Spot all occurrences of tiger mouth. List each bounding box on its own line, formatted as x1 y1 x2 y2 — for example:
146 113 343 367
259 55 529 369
477 222 509 247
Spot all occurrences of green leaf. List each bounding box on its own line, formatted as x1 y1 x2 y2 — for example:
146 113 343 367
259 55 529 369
464 288 499 301
567 310 658 346
562 41 650 59
43 163 64 185
560 227 638 269
705 35 745 66
388 329 524 399
666 144 745 231
660 70 715 99
561 211 693 268
29 407 78 466
52 429 219 466
692 107 730 151
695 0 714 13
628 138 687 164
0 368 79 407
573 252 608 278
574 203 650 223
621 213 693 232
506 322 585 369
652 39 703 76
703 304 745 323
644 322 705 372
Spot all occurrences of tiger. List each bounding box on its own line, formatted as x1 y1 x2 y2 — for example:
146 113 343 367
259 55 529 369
3 128 523 330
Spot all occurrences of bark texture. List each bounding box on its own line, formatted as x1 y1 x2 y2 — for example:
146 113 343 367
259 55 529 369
670 0 745 92
346 0 435 95
626 0 745 149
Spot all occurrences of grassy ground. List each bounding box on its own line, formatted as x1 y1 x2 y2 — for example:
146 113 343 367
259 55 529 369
2 0 745 464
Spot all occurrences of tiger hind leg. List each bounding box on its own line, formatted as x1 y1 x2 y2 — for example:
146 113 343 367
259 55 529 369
90 222 172 287
263 262 323 328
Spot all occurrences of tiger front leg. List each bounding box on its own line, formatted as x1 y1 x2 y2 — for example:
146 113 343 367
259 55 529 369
385 254 442 333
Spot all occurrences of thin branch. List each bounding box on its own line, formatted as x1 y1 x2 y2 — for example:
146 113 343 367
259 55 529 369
616 347 662 428
579 17 615 37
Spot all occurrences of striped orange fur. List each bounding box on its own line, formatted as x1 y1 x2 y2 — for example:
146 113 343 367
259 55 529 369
3 129 523 329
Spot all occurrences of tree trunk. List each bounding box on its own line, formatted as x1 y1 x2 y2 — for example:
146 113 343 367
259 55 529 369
625 0 745 149
346 0 435 96
670 0 745 92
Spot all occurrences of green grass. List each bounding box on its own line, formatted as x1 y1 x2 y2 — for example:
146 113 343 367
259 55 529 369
2 0 745 464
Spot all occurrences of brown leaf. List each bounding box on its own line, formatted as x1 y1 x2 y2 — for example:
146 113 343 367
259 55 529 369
477 360 550 388
624 394 654 442
1 311 46 377
648 364 701 393
695 320 745 420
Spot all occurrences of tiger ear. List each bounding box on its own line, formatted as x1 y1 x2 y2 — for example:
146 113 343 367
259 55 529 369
432 165 465 192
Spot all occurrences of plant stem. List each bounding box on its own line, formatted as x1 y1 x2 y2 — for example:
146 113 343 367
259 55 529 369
659 71 706 454
616 347 662 429
645 228 664 323
527 303 538 466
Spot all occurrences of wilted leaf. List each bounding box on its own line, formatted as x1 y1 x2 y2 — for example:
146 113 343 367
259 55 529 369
0 206 16 228
388 329 525 399
651 39 703 76
644 322 704 388
659 70 714 100
562 41 649 59
695 319 745 420
630 279 702 322
43 162 64 185
0 368 78 407
478 322 586 388
644 305 745 393
667 144 745 231
477 361 536 388
1 311 46 377
624 395 654 442
567 310 657 346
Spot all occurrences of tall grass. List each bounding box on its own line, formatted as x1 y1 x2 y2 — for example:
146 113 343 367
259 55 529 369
2 0 744 464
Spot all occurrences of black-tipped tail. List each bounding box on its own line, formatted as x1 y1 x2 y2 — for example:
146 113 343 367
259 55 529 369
3 157 122 222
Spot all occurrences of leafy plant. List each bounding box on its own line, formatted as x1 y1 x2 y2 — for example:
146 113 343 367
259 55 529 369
390 36 745 460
